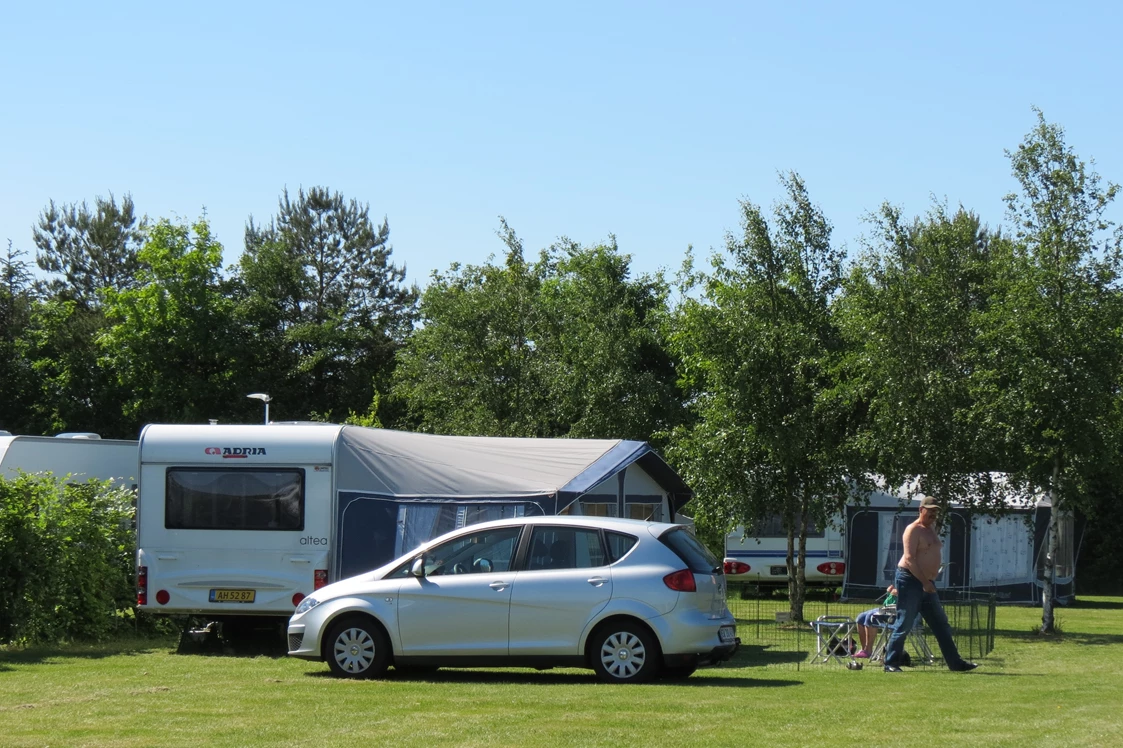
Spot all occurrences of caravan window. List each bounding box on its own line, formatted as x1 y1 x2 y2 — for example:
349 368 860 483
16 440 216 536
752 513 824 539
165 468 304 531
567 494 665 521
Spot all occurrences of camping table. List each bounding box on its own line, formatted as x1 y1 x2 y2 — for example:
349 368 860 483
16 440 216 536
809 615 857 664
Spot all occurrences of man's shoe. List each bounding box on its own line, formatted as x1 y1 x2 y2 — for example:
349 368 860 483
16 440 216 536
884 665 903 672
950 661 978 672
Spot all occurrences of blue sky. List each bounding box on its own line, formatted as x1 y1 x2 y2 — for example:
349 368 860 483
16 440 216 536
2 2 1121 288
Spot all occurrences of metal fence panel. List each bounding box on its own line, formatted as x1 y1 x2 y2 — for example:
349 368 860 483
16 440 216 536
726 590 996 670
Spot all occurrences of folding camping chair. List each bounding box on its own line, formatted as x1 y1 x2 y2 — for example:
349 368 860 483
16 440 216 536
869 605 935 665
809 615 857 665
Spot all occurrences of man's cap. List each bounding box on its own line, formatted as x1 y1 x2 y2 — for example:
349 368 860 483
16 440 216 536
919 495 940 510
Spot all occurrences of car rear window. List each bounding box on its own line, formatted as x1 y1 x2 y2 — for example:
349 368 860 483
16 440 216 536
660 527 720 573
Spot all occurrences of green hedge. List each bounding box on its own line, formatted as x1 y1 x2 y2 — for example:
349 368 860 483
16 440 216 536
0 473 137 645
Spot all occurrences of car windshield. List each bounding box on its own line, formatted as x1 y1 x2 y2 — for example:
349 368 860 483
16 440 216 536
660 527 721 574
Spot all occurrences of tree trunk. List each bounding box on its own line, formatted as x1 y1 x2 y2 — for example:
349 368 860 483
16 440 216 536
786 527 801 623
787 500 808 624
1040 456 1062 633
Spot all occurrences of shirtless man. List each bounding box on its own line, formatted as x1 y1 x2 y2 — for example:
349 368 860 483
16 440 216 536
883 495 978 672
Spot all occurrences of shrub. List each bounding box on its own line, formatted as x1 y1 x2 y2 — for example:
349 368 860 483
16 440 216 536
0 472 137 645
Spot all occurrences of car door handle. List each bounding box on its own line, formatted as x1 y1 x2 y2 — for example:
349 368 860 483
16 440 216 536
587 576 608 587
489 581 510 591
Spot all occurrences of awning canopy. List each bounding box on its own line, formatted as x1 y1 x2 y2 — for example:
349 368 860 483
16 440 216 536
334 426 692 513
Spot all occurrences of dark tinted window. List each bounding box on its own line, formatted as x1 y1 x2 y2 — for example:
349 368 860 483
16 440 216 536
165 468 303 530
605 531 638 563
751 513 824 539
525 527 606 571
660 527 720 573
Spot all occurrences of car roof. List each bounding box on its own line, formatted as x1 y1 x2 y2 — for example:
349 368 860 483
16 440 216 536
415 514 682 549
478 514 677 531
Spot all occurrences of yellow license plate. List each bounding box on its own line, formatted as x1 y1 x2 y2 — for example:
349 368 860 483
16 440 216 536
209 589 255 603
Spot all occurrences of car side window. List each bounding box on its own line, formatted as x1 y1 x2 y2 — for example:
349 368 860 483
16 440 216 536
526 527 606 571
605 531 638 563
387 527 521 578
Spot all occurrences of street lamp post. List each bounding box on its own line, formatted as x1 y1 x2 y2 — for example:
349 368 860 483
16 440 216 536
247 393 272 424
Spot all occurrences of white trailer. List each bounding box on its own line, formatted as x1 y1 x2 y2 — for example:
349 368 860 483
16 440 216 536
134 423 693 629
723 479 1078 603
0 433 138 487
723 515 846 588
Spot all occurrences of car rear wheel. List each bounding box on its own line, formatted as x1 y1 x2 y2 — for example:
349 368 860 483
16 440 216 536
590 621 660 683
325 616 390 679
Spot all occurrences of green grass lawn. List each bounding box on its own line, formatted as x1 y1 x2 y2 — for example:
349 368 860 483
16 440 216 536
2 598 1122 747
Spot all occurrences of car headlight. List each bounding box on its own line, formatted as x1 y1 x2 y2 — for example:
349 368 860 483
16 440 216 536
295 596 322 616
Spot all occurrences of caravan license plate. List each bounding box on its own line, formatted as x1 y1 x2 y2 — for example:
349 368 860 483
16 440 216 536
770 566 788 576
719 626 735 644
209 589 255 603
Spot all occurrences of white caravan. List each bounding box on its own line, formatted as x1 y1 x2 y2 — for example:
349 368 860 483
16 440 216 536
723 514 846 588
0 433 138 487
723 479 1078 603
134 423 693 628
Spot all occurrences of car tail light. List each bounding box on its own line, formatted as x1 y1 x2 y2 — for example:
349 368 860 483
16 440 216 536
663 569 697 592
137 566 148 606
314 569 328 590
155 589 170 605
816 562 846 576
723 560 751 575
292 592 305 607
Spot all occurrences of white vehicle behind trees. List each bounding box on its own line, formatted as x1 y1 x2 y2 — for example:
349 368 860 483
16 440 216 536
723 478 1079 604
0 433 138 487
723 514 846 590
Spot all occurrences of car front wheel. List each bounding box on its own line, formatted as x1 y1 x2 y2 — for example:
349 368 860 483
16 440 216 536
590 621 660 683
325 616 390 679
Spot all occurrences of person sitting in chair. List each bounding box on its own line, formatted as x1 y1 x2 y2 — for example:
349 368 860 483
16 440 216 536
853 585 897 658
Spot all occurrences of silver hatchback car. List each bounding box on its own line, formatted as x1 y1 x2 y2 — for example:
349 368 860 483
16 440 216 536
287 515 739 682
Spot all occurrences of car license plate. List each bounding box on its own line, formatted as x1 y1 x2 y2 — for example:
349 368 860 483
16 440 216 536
770 566 787 576
719 626 735 644
209 589 255 603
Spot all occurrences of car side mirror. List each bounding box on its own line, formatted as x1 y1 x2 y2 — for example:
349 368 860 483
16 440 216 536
410 556 426 578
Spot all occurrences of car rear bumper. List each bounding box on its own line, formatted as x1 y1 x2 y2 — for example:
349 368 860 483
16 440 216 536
664 637 740 668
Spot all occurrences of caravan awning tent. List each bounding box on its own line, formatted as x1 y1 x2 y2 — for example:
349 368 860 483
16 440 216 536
841 479 1078 604
332 426 692 576
335 427 690 509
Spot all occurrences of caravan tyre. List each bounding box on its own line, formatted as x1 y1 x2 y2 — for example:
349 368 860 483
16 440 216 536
325 616 391 679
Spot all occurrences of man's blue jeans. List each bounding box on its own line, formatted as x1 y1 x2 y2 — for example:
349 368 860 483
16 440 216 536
884 567 966 670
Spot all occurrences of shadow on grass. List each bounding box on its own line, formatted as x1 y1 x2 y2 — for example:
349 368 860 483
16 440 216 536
0 637 172 668
992 628 1123 646
1067 599 1123 610
172 637 289 659
298 666 802 688
730 643 809 667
